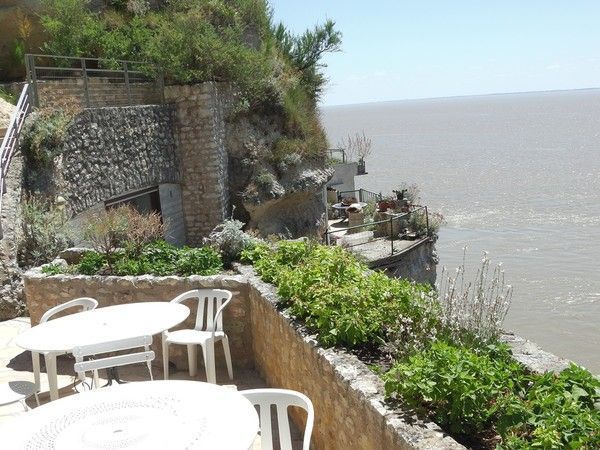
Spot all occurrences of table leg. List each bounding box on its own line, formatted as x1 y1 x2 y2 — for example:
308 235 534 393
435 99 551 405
44 353 59 401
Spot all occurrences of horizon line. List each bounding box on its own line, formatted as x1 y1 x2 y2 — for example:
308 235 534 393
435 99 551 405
320 86 600 108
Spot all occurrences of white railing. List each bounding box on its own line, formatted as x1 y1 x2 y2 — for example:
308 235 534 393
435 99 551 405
0 83 32 234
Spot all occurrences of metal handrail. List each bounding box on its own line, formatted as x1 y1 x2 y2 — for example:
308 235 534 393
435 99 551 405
337 188 382 203
328 148 347 163
0 83 32 236
324 206 430 256
25 54 163 108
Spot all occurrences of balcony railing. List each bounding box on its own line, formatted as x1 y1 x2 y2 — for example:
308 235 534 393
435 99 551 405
25 54 164 108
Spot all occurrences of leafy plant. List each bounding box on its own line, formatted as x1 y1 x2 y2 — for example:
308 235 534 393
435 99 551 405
438 249 513 345
20 109 75 169
77 251 107 275
0 87 17 105
246 240 439 348
82 206 130 270
384 341 527 435
18 196 73 267
204 219 258 266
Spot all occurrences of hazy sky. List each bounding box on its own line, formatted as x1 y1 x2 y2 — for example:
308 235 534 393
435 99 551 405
269 1 600 106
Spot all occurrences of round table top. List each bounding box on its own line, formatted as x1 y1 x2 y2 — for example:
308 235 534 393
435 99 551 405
1 380 259 450
16 302 190 353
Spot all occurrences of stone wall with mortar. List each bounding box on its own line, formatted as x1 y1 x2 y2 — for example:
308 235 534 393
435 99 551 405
36 79 162 109
368 239 438 286
23 269 252 370
164 83 233 246
41 105 179 215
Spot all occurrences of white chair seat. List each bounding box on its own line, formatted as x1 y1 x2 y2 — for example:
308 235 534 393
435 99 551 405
162 289 233 384
0 381 38 409
166 329 225 345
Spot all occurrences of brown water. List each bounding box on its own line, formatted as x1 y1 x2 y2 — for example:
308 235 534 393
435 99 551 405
321 90 600 373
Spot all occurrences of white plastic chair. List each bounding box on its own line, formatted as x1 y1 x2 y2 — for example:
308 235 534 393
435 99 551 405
162 289 233 384
31 297 99 394
73 336 154 390
241 389 314 450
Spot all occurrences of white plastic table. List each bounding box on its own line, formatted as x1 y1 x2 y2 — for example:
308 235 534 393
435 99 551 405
0 380 259 449
16 302 190 401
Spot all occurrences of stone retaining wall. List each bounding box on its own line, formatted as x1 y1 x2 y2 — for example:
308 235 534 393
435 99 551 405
36 79 162 109
57 105 179 215
23 269 253 370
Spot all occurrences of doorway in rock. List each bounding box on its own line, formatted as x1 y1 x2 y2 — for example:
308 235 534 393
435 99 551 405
105 186 162 216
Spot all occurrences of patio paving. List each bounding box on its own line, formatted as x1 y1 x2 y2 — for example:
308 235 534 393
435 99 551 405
0 317 304 449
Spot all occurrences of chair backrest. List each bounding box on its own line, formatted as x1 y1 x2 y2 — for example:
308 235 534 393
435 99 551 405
170 289 232 334
73 335 154 387
40 297 98 324
240 388 314 450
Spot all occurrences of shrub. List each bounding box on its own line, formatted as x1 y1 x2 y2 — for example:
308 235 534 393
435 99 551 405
204 219 258 266
20 109 74 169
18 196 72 267
245 240 439 348
384 343 600 448
47 241 224 276
384 341 527 435
0 87 17 105
438 250 513 345
119 205 165 257
77 251 106 275
82 206 130 269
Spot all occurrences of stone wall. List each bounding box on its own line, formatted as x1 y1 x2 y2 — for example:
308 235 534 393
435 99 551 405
36 79 162 109
23 269 253 370
326 161 358 194
368 239 438 286
164 83 233 246
55 105 179 215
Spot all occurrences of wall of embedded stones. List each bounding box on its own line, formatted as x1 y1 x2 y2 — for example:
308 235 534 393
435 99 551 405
53 105 179 215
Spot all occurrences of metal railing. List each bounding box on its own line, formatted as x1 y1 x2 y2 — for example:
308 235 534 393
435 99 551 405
328 148 347 163
25 54 164 108
324 206 430 256
0 83 33 236
337 188 382 204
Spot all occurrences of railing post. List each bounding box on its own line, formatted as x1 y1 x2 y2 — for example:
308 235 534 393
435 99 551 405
325 230 330 246
26 54 39 107
390 215 394 254
158 68 165 104
81 58 90 108
359 188 364 202
123 61 132 105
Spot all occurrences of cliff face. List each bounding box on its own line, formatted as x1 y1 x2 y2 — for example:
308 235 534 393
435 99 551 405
226 112 332 238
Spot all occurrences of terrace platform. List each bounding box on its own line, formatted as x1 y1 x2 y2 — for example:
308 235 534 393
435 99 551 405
0 317 302 449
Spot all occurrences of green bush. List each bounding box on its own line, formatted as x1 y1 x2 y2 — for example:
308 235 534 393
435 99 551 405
243 240 439 348
18 196 73 267
384 341 527 435
384 342 600 448
44 241 224 276
20 109 74 169
77 251 107 275
243 240 600 448
0 87 17 105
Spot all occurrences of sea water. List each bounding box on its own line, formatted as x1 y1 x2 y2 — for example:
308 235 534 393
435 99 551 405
321 89 600 373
